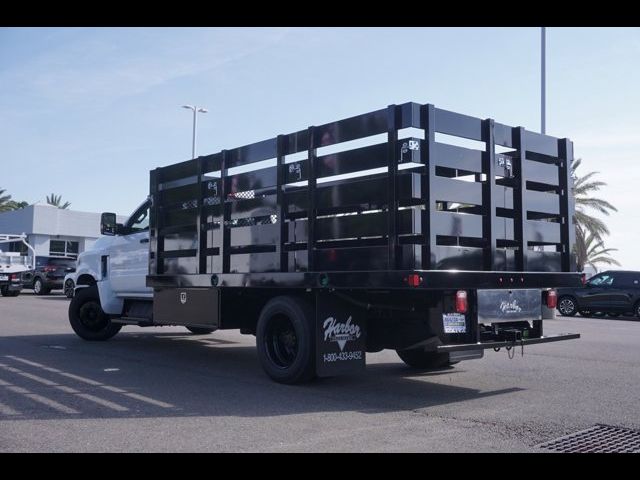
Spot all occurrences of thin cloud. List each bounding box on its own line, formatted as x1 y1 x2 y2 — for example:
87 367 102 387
0 28 292 110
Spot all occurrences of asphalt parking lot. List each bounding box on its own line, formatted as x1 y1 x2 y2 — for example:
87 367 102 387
1 291 639 452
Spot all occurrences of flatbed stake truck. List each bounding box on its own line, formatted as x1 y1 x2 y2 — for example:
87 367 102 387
69 102 581 384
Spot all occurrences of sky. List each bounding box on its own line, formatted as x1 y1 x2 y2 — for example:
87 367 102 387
1 27 639 268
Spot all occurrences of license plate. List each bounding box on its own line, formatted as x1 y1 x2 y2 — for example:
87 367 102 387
443 313 467 333
0 275 8 281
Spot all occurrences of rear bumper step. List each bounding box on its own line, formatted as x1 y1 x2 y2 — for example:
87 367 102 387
437 333 580 353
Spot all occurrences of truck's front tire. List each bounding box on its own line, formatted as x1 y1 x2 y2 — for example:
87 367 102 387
68 285 122 341
396 349 456 369
256 296 316 385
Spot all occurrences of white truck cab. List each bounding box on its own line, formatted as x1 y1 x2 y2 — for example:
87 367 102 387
69 196 211 340
70 199 153 334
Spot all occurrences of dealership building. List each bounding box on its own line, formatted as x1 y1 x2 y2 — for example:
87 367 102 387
0 203 126 258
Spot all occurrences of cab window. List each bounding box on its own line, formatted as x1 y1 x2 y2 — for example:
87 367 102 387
125 201 150 233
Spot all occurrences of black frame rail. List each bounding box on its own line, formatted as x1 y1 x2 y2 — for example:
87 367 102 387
148 102 578 288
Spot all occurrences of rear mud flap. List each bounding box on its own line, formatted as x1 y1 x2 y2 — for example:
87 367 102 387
315 292 366 377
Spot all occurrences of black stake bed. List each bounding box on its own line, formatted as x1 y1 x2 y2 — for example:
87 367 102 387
147 102 581 291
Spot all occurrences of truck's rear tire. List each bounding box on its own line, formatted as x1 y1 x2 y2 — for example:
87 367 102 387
68 285 122 341
396 349 455 369
256 296 316 385
185 326 215 335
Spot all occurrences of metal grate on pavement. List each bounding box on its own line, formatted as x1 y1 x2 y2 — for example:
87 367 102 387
537 424 640 453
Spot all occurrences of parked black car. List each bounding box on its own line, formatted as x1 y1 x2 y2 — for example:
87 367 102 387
22 256 76 295
556 270 640 318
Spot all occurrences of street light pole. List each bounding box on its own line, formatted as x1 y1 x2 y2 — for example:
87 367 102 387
541 27 546 134
182 105 208 158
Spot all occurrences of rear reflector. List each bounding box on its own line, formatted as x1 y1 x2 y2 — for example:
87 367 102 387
546 290 557 309
455 290 468 314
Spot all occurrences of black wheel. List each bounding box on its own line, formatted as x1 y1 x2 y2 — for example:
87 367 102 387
68 285 122 341
1 286 21 297
396 349 456 369
33 278 50 295
185 326 215 335
256 296 316 384
557 296 578 317
64 279 75 298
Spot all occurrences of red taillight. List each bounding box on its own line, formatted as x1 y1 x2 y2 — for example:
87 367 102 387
43 266 57 272
10 273 18 280
546 290 557 309
455 290 468 314
404 274 423 288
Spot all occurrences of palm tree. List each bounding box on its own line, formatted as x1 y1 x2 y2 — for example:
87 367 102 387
0 188 12 212
46 193 71 209
0 189 28 212
571 159 618 271
572 158 617 239
575 224 620 272
5 200 29 210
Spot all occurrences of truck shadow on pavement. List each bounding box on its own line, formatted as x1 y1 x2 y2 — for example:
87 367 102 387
0 331 523 422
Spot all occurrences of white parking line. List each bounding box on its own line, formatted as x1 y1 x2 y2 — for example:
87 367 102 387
76 393 129 412
99 386 173 408
0 400 19 416
0 362 129 412
0 363 58 386
6 386 79 415
53 371 103 386
5 355 173 409
5 356 60 371
6 356 101 385
120 392 173 408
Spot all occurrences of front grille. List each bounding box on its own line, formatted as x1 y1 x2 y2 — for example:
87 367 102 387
537 424 640 453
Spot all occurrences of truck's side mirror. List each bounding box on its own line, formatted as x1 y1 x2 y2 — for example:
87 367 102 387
101 212 118 236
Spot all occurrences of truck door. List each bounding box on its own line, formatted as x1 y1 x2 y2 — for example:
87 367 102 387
108 200 152 296
581 272 614 311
